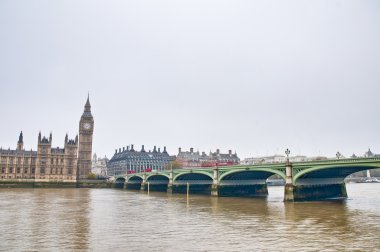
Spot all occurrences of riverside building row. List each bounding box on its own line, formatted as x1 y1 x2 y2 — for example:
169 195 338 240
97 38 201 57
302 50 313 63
107 146 240 176
0 96 94 181
107 145 174 176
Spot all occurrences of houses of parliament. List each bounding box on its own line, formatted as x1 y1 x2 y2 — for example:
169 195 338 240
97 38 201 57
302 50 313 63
0 96 94 181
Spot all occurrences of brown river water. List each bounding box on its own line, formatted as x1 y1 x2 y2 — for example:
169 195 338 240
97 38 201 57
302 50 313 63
0 183 379 251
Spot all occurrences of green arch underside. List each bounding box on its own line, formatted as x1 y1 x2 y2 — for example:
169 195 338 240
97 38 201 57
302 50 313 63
126 175 143 182
219 168 286 181
173 171 213 181
146 174 170 180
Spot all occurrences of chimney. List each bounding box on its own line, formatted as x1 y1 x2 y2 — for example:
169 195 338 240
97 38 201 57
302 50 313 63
229 150 232 155
190 147 194 153
123 147 125 152
131 144 134 151
119 148 121 153
217 149 220 154
127 146 129 151
178 147 182 153
115 149 117 154
141 145 145 152
158 148 161 153
153 146 157 153
163 146 167 153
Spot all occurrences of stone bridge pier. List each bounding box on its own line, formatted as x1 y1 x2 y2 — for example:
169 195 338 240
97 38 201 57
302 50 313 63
167 170 173 194
284 162 294 201
211 168 219 196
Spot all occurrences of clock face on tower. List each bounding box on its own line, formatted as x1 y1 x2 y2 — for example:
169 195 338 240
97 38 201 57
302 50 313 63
83 123 91 130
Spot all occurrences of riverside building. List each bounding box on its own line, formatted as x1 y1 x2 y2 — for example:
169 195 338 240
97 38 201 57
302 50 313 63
91 153 109 177
176 148 240 168
107 145 174 176
0 96 94 181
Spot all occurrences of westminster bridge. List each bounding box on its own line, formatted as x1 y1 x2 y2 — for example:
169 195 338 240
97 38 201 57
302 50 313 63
113 157 380 201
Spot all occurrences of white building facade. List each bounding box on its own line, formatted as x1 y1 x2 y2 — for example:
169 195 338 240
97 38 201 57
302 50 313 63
91 153 109 177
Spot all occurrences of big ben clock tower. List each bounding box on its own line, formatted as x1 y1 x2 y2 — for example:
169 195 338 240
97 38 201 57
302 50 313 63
77 95 94 180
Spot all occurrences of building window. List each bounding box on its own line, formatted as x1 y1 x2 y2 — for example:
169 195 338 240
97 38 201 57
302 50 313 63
24 168 28 174
9 167 13 173
32 168 35 174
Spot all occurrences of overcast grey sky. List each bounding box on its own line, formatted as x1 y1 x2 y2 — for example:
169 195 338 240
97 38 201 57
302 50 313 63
0 0 379 159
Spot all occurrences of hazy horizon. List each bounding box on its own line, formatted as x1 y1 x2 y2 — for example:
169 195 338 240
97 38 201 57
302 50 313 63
1 1 379 159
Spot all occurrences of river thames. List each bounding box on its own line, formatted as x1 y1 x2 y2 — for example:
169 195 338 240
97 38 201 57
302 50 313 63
1 183 379 251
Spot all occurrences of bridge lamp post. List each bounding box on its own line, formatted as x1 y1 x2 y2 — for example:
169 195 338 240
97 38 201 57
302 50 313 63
284 148 294 201
336 152 342 159
285 148 290 165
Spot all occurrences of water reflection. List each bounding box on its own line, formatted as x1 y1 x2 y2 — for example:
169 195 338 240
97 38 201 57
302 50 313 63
0 189 90 251
284 201 349 225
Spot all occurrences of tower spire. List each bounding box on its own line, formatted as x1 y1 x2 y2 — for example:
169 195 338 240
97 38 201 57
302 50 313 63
18 131 23 144
85 93 91 112
17 131 24 150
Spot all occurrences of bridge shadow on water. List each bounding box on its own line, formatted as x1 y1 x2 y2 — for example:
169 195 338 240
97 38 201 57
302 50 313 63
143 188 356 235
140 189 276 218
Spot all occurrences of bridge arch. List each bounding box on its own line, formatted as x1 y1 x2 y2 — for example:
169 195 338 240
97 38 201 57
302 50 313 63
125 175 143 190
173 171 213 195
114 177 126 189
219 168 286 181
289 162 380 201
145 174 170 192
218 168 285 197
293 164 380 184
